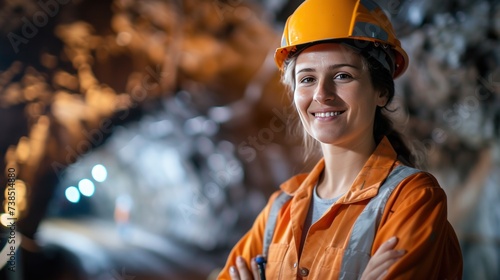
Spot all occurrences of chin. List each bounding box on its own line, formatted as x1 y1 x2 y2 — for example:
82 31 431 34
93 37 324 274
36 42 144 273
313 134 343 145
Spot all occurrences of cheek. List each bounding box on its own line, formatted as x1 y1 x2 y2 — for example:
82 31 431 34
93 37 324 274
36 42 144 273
293 92 311 123
293 91 307 111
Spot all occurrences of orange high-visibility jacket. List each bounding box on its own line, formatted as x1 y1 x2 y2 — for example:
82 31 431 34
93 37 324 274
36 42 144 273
218 137 462 279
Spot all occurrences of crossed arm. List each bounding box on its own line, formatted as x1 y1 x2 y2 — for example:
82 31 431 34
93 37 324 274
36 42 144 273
220 173 462 280
229 236 405 280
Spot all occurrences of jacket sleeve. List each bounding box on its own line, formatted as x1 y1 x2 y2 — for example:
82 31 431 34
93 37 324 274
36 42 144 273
373 172 463 280
217 190 282 280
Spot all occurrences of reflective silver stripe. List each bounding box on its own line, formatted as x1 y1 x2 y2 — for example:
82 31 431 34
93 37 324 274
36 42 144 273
339 165 420 279
263 191 291 256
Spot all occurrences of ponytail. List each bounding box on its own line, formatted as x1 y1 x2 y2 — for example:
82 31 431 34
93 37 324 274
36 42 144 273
365 51 418 168
373 108 416 167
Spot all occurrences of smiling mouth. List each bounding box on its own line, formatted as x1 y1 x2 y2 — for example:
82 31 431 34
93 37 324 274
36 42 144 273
313 111 345 117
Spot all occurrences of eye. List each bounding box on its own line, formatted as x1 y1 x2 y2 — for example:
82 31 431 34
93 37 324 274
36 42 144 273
299 76 315 84
334 73 353 80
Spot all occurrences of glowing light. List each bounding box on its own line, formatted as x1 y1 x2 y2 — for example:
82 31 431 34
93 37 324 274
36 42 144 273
91 164 107 182
116 32 132 46
16 137 30 163
78 179 95 197
1 213 14 227
65 187 80 203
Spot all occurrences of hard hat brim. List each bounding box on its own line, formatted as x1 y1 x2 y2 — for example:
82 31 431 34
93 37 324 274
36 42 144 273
274 38 409 79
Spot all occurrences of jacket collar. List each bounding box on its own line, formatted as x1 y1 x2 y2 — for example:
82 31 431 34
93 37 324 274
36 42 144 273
280 136 398 203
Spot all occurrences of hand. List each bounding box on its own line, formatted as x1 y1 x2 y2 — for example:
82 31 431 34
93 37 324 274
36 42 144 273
361 236 406 280
229 256 261 280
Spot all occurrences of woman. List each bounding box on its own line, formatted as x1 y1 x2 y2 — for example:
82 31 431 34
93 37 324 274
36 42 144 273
218 0 462 279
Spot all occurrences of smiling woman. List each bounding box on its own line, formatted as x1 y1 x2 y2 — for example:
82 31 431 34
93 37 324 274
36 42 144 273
218 0 463 279
293 43 386 159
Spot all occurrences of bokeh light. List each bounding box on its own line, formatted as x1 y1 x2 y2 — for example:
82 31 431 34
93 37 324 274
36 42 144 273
78 179 95 197
91 164 108 182
65 186 80 203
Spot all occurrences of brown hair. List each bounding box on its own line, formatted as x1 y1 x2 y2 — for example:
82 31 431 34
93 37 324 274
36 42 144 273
281 43 418 167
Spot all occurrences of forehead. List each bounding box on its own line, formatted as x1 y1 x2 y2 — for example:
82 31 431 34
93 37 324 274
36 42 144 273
295 43 363 68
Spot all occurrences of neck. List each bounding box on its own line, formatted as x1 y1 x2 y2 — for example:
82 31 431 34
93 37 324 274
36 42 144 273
317 136 377 199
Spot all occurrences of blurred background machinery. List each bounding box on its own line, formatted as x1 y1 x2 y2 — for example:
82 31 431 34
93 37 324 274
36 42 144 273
0 0 499 279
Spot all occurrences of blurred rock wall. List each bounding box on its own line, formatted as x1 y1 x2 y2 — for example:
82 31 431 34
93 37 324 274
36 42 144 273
0 0 499 279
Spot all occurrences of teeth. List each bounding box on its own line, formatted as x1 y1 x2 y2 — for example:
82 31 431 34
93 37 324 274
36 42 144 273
316 111 341 117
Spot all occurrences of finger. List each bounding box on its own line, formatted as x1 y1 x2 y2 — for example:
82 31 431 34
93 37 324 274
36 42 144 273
230 266 240 280
370 248 406 269
236 256 252 280
369 237 403 268
251 258 260 280
375 236 398 254
367 256 400 279
366 249 406 280
375 269 388 280
362 237 406 280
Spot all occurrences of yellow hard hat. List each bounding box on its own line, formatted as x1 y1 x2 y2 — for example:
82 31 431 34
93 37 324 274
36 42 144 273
274 0 409 78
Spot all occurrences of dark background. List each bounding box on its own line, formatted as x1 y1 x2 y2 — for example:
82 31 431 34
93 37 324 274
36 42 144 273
0 0 499 279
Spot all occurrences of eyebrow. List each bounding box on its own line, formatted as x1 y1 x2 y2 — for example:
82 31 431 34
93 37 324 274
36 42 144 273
296 63 360 74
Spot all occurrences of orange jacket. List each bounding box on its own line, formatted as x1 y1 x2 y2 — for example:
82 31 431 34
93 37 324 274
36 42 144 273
218 137 462 279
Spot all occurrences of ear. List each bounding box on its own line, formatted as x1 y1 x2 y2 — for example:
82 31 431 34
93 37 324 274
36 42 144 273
375 89 389 107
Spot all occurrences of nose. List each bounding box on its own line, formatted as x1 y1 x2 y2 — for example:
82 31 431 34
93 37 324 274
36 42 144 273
313 78 336 104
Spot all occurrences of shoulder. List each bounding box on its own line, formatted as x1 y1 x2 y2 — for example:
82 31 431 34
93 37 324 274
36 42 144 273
390 167 448 208
399 169 444 192
380 167 452 235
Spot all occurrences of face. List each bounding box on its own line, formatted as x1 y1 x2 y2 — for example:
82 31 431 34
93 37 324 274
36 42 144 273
293 43 388 147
